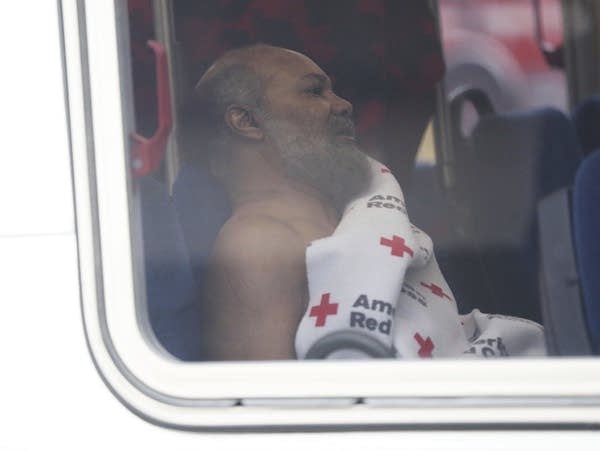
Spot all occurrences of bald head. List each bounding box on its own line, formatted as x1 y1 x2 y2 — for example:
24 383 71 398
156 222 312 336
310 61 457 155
194 45 307 118
196 44 293 89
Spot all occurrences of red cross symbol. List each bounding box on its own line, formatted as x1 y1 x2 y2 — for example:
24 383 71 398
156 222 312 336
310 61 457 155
309 293 339 327
420 282 452 301
414 333 434 358
381 167 391 174
380 235 414 257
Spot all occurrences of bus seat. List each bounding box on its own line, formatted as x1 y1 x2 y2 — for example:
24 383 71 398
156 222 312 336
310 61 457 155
452 108 580 321
405 164 481 316
172 164 231 292
573 95 600 156
406 164 453 246
537 149 600 355
140 176 203 361
538 187 591 355
405 164 471 310
573 149 600 352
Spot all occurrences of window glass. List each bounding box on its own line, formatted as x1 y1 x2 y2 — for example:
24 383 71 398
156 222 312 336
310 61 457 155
124 0 592 364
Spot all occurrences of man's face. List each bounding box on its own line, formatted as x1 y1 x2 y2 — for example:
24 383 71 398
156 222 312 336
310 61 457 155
256 49 371 211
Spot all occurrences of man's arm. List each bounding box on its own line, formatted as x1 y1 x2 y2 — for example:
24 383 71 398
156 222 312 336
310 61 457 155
201 216 308 360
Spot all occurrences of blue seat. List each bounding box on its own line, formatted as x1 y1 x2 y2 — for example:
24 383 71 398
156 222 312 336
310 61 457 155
538 187 591 355
172 165 231 291
574 150 600 351
451 108 580 321
537 149 600 355
573 96 600 156
140 176 203 361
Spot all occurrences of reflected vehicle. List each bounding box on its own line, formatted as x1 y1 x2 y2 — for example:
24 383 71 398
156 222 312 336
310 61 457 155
441 0 566 117
3 0 600 443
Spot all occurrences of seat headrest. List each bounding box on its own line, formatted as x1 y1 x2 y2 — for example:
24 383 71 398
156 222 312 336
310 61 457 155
461 108 580 247
573 149 600 350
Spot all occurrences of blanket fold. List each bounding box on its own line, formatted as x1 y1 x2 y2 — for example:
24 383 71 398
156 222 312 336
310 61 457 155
295 158 546 359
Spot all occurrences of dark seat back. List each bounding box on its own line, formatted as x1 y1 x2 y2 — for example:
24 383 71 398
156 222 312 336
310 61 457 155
172 164 231 295
140 176 203 361
405 164 472 313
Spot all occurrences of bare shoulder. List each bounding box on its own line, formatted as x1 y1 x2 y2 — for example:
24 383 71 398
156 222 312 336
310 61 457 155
211 213 308 268
207 212 310 312
203 214 310 359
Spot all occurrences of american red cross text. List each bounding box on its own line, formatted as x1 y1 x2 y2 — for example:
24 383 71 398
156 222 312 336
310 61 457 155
414 333 434 357
380 235 414 257
309 293 339 327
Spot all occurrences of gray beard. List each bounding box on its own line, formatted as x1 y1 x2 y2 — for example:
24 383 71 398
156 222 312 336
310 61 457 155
262 117 372 213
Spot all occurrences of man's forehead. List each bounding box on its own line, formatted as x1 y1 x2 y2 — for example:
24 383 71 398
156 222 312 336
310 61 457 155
257 49 327 84
300 73 330 85
199 46 317 85
198 45 329 97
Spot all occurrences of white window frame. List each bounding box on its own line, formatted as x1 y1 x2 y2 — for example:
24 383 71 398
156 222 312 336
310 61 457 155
63 0 600 430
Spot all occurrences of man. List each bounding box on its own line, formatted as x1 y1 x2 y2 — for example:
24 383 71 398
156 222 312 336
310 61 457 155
190 44 547 361
193 44 372 360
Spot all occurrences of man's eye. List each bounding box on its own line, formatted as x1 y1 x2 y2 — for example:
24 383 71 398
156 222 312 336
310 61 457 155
307 85 325 96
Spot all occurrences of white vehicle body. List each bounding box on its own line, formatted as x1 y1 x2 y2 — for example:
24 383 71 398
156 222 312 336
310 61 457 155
2 1 600 449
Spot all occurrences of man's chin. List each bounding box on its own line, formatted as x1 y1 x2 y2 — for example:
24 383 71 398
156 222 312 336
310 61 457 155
295 142 371 213
269 125 371 212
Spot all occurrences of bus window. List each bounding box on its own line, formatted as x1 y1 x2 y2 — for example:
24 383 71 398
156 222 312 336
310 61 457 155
125 0 582 360
66 0 600 430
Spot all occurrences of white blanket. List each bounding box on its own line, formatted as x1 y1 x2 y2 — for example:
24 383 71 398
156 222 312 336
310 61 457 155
295 158 546 359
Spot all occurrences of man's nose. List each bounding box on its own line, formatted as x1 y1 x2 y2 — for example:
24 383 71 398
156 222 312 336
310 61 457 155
332 93 353 117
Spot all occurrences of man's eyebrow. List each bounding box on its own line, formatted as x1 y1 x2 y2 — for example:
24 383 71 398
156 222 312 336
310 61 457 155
300 73 331 86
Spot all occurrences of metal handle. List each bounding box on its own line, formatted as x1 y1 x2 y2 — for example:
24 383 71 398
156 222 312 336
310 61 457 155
131 40 173 177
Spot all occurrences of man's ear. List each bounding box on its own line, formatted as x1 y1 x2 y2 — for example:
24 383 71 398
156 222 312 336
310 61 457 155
224 105 264 141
